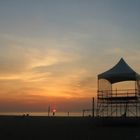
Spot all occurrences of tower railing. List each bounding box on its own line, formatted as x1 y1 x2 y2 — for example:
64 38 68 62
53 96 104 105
98 89 139 98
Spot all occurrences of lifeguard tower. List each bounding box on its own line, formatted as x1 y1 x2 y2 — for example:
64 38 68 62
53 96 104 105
97 58 140 117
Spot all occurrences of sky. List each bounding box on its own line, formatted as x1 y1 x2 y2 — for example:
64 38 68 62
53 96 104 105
0 0 140 113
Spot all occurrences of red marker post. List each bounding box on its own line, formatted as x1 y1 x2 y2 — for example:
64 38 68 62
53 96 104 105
52 108 56 116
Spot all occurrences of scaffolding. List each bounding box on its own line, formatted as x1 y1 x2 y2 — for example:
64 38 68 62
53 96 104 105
97 58 140 117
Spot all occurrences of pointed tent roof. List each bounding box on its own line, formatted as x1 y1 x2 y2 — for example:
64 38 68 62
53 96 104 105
98 58 140 84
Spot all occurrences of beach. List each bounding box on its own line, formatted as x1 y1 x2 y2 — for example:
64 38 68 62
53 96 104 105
0 116 140 140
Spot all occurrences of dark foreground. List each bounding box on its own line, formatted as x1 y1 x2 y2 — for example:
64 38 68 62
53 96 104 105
0 116 140 140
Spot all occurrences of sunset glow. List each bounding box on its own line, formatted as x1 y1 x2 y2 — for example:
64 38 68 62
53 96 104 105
0 0 140 113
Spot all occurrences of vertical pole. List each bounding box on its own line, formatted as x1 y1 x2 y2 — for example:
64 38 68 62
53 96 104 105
92 97 94 118
97 79 99 116
135 81 137 96
135 81 137 117
48 105 50 117
136 102 137 117
110 84 112 117
82 110 85 117
116 89 117 117
120 104 121 116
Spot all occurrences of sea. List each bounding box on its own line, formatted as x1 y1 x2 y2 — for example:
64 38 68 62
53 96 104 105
0 111 92 117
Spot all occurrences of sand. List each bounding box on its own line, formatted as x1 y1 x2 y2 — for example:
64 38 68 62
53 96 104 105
0 116 140 140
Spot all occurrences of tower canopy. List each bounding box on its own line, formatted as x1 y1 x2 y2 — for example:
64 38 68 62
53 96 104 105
98 58 140 84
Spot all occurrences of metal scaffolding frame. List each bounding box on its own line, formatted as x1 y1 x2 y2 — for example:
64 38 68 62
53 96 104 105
97 87 140 117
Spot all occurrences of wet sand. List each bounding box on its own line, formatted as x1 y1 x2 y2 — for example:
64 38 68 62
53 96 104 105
0 116 140 140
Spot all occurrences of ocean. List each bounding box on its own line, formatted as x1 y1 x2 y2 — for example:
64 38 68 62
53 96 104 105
0 111 92 117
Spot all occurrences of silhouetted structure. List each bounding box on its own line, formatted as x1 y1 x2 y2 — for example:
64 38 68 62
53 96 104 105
82 98 95 117
97 58 140 117
48 105 51 116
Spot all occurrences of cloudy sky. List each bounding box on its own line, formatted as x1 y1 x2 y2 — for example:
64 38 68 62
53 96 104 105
0 0 140 112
